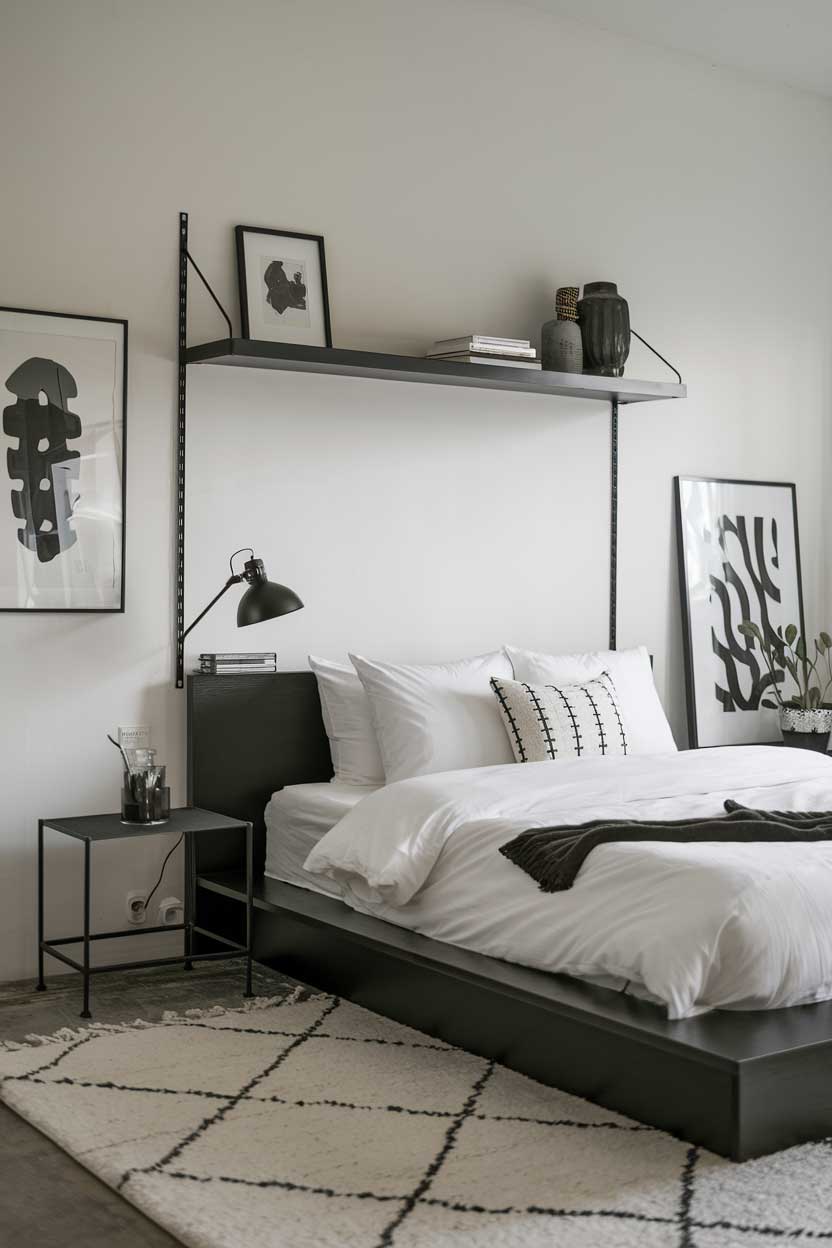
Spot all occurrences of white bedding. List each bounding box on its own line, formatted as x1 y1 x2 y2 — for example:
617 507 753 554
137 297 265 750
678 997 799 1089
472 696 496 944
304 746 832 1018
265 782 380 898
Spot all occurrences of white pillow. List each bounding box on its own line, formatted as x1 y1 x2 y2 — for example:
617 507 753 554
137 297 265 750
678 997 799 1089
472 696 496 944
491 672 628 763
350 650 514 783
308 655 385 786
504 645 677 755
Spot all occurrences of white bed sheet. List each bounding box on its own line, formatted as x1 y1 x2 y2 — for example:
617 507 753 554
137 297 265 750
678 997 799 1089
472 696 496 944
264 782 380 899
304 747 832 1018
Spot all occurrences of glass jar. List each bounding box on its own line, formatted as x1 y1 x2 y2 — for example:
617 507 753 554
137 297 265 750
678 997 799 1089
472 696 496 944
121 749 171 825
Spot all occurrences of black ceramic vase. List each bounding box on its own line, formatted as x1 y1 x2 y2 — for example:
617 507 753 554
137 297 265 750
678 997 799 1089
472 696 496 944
578 281 631 377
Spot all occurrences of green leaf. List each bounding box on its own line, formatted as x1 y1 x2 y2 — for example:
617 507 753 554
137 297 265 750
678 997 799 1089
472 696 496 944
822 632 832 649
739 621 762 641
761 698 778 709
796 637 807 661
785 623 798 646
810 686 822 707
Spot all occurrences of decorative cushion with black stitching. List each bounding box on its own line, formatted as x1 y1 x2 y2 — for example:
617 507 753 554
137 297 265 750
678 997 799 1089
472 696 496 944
490 672 628 763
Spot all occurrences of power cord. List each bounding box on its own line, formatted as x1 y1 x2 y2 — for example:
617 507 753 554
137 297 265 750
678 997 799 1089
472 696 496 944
145 833 185 912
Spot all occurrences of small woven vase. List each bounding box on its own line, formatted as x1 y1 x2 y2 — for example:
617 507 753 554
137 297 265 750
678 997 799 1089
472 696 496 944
541 286 583 374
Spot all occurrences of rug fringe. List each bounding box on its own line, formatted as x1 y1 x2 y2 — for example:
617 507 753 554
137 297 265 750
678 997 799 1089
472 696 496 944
2 987 324 1049
18 1018 158 1047
160 984 314 1022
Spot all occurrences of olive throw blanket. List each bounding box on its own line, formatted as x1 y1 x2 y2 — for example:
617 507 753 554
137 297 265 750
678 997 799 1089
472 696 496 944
499 801 832 892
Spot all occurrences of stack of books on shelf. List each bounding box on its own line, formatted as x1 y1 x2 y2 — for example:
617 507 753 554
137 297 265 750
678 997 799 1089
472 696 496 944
199 652 277 675
427 335 541 370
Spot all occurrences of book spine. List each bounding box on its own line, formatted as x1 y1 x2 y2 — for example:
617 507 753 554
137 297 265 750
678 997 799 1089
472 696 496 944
199 658 278 667
200 659 277 666
471 336 531 347
200 666 278 674
429 347 537 360
447 358 541 370
200 653 277 661
202 661 278 667
429 354 541 369
433 336 532 351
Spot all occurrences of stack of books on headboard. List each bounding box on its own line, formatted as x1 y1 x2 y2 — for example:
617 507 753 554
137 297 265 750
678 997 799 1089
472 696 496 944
199 652 277 675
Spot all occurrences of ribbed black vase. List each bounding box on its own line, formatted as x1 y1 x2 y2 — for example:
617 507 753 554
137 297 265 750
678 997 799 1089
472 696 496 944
578 282 631 377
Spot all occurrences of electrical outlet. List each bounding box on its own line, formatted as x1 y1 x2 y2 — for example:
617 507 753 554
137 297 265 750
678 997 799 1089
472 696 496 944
118 725 150 751
126 890 148 925
158 896 184 926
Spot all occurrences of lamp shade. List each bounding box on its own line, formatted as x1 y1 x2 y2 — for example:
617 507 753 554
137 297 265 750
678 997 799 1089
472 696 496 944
237 578 303 628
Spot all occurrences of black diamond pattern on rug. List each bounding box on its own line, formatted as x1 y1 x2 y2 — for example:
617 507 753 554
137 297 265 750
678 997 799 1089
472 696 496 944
1 992 831 1247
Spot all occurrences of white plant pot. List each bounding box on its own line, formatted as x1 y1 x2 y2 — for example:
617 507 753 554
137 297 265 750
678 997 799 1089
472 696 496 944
778 706 832 751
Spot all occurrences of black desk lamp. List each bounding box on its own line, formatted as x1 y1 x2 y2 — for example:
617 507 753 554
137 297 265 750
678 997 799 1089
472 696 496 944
177 547 303 685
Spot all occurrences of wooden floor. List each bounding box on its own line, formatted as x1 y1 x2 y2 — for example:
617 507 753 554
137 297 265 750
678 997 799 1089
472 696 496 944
0 961 299 1248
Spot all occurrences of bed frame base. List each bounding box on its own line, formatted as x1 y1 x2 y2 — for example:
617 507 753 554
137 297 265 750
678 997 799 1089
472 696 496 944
188 673 832 1163
197 868 832 1163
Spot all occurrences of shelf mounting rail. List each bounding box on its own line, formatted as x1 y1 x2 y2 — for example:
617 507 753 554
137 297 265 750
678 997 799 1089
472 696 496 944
176 211 235 687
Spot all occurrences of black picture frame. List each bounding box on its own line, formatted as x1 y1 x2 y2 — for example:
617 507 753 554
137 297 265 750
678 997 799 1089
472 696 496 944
235 225 332 348
0 305 127 613
674 475 805 748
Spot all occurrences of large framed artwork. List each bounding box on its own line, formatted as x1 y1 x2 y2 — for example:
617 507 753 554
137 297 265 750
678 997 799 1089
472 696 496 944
235 225 332 347
0 306 127 612
674 476 804 748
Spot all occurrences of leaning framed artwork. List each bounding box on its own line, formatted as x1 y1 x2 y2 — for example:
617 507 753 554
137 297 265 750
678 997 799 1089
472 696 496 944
0 306 127 612
235 225 332 347
674 476 804 748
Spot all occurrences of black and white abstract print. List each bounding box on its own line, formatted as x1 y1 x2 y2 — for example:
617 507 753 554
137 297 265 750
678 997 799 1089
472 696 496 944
236 226 331 347
261 257 310 327
4 356 82 564
0 308 126 612
709 512 784 712
676 477 803 747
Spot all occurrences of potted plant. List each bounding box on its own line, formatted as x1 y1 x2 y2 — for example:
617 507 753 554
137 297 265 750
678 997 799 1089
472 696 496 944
739 621 832 751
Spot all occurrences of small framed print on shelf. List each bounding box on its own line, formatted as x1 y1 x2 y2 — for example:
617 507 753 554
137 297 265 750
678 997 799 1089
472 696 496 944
0 306 127 612
674 475 804 748
235 225 332 348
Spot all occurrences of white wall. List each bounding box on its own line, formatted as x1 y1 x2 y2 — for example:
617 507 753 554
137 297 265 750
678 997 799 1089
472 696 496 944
1 0 830 983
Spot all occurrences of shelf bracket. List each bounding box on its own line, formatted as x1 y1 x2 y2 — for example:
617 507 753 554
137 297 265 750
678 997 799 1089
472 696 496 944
631 329 682 386
184 249 233 343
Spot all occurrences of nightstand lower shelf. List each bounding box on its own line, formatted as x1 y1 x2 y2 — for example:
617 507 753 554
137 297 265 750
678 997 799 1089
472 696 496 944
40 917 248 977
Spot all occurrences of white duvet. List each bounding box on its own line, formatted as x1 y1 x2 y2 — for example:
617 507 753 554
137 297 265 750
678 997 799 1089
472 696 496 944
304 746 832 1018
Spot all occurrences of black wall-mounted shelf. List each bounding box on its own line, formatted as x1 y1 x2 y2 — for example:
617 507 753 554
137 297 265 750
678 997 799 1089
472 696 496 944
185 337 686 405
176 211 687 686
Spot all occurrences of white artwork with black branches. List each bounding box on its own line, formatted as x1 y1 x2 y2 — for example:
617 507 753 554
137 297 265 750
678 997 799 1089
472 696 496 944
675 477 803 747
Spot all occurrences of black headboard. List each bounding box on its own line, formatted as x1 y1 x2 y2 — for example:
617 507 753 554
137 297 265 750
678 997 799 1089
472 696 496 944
187 672 333 874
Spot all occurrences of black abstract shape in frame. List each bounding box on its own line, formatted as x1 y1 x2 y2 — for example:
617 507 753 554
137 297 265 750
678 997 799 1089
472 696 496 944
263 260 307 315
709 513 785 712
3 356 82 563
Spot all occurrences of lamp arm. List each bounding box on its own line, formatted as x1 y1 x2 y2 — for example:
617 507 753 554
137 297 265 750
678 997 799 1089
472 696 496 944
179 575 242 644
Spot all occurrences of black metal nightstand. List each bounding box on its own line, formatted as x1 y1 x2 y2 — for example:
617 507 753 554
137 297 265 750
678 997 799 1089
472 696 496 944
37 807 254 1018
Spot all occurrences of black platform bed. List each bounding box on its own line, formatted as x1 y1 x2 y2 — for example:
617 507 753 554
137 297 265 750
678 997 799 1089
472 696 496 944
188 671 832 1162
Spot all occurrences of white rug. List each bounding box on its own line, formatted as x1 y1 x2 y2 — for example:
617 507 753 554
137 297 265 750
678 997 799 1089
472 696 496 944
2 991 832 1248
